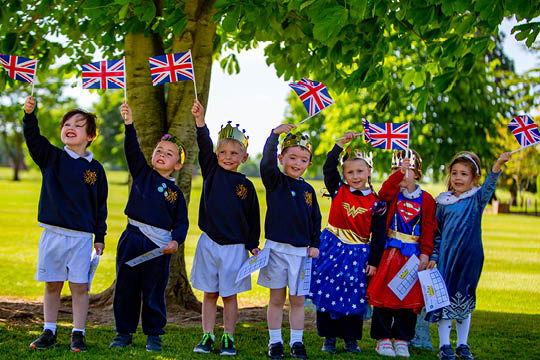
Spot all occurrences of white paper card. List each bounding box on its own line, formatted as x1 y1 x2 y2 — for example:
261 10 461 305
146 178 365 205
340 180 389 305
295 257 312 296
126 246 167 267
418 268 451 311
88 250 100 292
235 247 270 283
388 254 420 300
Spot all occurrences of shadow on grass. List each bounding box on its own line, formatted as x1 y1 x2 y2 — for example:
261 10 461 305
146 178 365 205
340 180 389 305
0 309 538 359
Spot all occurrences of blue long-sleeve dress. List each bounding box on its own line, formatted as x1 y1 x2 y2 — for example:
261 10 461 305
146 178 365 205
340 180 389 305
426 170 501 322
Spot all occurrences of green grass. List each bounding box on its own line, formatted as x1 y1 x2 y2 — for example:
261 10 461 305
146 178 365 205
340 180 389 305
1 310 539 359
1 166 540 358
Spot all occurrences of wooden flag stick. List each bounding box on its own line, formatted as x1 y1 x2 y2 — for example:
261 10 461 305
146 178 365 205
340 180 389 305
406 121 410 177
123 56 127 120
335 132 364 141
190 50 198 102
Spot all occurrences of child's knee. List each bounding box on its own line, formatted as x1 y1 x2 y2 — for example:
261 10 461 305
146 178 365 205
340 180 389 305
68 282 89 295
288 295 305 308
45 281 63 293
203 292 219 302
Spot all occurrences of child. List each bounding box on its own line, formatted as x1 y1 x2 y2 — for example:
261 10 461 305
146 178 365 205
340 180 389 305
426 151 512 360
23 96 108 352
309 132 387 355
366 149 437 358
258 124 322 360
109 103 189 352
190 100 260 356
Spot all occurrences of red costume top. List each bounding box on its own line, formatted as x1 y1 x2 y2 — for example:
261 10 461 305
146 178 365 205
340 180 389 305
367 170 437 311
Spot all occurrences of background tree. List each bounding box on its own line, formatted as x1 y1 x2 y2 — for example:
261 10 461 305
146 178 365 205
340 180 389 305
0 70 75 180
1 0 539 307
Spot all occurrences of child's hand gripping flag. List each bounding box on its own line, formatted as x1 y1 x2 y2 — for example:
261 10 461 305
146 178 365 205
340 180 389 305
508 115 540 153
289 78 335 124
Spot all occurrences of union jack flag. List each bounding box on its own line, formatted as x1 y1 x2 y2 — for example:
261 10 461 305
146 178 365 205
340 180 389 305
0 54 37 83
82 59 125 89
149 51 194 86
362 120 410 150
508 115 540 148
289 78 334 117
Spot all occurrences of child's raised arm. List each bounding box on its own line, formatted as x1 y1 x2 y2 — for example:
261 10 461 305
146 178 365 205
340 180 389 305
24 96 36 114
273 123 296 135
192 99 205 127
492 152 512 173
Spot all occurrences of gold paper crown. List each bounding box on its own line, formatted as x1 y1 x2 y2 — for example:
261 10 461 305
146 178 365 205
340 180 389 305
391 149 422 171
281 132 313 153
218 121 249 148
341 147 373 168
160 134 186 165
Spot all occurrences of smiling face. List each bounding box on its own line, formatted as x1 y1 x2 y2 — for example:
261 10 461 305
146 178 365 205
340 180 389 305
450 162 478 196
60 113 95 150
278 145 312 179
152 140 183 177
216 139 248 172
343 159 371 190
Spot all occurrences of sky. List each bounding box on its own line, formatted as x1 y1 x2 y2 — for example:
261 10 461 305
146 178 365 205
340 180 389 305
63 17 538 155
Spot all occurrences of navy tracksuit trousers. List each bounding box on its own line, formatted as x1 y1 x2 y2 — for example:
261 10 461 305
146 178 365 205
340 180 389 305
113 224 171 335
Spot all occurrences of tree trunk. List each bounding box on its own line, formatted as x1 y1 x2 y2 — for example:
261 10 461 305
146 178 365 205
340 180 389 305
91 0 217 311
164 0 217 310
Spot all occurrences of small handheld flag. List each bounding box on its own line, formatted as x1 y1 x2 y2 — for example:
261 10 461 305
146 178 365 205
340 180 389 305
289 78 334 123
508 115 540 153
149 51 194 86
82 59 125 89
0 54 37 84
362 120 410 151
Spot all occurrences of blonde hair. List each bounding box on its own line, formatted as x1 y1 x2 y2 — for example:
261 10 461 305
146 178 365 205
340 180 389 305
216 138 246 154
446 151 482 191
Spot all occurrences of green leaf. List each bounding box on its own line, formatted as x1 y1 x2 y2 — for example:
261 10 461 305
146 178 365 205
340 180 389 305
311 5 348 43
402 68 416 88
433 70 456 93
118 3 129 20
222 8 239 33
375 93 389 113
459 53 475 74
299 0 315 11
2 32 17 53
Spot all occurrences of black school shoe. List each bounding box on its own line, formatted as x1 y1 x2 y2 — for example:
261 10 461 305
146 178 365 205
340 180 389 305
146 335 163 352
109 332 133 348
70 331 87 352
29 329 57 350
344 339 361 353
321 338 336 353
267 342 284 359
290 342 308 359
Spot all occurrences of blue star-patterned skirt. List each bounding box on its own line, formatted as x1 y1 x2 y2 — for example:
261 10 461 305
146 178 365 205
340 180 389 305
308 229 370 319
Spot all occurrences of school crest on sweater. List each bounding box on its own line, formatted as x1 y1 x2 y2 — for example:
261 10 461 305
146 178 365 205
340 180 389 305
84 169 97 185
236 184 248 200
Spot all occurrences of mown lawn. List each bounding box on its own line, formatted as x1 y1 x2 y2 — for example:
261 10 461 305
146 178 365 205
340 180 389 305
1 167 539 359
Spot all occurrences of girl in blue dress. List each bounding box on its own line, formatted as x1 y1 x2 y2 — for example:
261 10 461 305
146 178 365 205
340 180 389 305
426 151 511 360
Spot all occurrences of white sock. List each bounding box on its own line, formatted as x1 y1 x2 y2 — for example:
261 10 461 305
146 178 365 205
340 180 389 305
269 328 282 345
44 322 56 334
438 320 452 348
290 329 303 346
72 328 85 335
456 314 471 346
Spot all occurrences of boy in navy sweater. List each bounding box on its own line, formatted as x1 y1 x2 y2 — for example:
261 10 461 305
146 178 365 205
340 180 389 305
23 96 108 352
190 99 260 356
259 124 322 360
109 102 188 352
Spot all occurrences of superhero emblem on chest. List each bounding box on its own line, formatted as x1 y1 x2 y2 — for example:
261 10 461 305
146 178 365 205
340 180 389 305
397 199 420 222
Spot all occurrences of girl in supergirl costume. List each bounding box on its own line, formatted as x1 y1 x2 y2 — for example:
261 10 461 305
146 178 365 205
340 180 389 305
309 132 387 354
366 150 437 358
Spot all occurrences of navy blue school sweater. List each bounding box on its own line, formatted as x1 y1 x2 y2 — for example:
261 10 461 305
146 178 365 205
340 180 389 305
123 124 188 244
196 125 260 251
22 111 108 243
260 132 322 248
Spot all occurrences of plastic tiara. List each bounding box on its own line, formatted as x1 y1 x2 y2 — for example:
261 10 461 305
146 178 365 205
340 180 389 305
392 149 422 171
342 147 373 168
160 134 186 165
218 121 249 148
281 132 313 153
456 153 480 174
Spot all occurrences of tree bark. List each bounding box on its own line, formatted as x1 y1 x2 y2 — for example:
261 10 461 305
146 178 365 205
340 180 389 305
91 0 217 311
164 0 217 310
